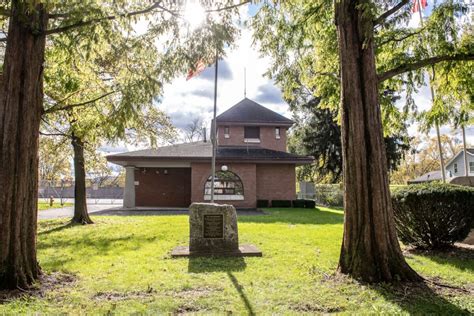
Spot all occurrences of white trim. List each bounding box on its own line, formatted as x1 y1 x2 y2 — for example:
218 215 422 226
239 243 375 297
204 194 244 201
244 138 261 143
224 134 230 139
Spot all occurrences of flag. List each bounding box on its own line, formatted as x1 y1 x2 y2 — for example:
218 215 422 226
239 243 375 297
186 60 206 80
412 0 427 13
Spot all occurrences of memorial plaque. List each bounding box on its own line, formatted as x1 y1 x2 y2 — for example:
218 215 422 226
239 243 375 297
203 214 224 238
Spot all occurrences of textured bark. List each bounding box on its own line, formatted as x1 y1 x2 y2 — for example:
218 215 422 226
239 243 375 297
0 2 47 289
71 135 93 224
335 1 422 283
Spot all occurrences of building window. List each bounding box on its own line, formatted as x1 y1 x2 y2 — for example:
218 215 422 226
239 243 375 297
470 162 474 173
454 163 458 174
275 127 281 139
204 170 244 200
224 126 230 138
244 126 260 143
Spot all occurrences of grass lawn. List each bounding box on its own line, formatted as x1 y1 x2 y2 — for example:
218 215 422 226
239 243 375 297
1 207 473 314
38 201 73 211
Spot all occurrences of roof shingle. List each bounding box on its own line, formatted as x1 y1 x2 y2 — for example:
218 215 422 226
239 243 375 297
216 98 293 126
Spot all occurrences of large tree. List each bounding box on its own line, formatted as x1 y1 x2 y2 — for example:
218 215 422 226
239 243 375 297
288 95 410 183
0 0 246 290
253 0 473 282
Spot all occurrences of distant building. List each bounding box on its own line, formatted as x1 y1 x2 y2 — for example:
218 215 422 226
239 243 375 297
408 148 474 185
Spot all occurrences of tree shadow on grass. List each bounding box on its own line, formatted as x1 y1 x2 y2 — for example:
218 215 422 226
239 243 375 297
187 257 247 273
38 221 77 236
187 258 254 314
371 281 472 315
406 246 474 274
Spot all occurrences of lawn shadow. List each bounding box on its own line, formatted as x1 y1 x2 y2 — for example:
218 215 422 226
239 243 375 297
371 281 471 314
406 246 474 273
238 207 343 225
38 221 77 236
188 257 247 273
227 272 255 316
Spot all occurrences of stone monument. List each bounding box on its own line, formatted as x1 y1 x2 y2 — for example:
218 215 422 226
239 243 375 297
171 203 262 257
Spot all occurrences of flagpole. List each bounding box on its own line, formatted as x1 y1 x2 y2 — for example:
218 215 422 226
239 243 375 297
211 48 219 203
416 0 446 183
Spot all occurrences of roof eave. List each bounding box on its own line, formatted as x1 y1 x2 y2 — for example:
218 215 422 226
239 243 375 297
215 121 293 127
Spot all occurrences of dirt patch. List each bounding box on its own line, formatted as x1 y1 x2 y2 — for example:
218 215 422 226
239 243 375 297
290 303 344 313
171 286 217 299
0 272 76 303
405 245 474 260
93 286 156 302
174 303 203 314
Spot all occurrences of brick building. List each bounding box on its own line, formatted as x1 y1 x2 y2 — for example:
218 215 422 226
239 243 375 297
107 98 313 208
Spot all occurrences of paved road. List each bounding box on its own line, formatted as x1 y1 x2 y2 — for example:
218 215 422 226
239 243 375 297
38 204 118 220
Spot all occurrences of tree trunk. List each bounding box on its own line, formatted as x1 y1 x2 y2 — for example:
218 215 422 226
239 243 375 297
335 1 422 283
71 135 93 224
462 125 468 176
435 122 446 182
0 2 47 289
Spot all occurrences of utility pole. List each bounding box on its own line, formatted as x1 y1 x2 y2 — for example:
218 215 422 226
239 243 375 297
211 48 219 203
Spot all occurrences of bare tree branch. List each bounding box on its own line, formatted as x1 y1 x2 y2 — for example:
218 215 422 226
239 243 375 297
44 90 117 114
378 53 474 82
374 0 410 25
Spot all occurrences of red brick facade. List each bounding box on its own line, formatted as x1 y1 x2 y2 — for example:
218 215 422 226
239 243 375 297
256 164 296 202
217 125 287 152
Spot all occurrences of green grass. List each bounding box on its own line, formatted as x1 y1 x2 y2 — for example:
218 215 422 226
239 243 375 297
1 207 473 314
38 201 73 210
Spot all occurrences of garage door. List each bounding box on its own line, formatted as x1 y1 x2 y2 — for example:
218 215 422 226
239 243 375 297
135 168 191 207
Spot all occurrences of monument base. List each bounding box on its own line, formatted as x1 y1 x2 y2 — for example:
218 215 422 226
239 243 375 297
171 244 262 258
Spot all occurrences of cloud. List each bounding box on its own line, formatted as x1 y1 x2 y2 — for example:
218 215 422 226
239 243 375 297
199 59 233 81
255 82 284 104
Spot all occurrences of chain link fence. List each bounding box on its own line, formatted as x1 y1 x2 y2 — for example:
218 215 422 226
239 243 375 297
39 180 124 205
298 182 344 207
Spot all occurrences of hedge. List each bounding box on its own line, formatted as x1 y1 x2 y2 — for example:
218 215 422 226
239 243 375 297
392 183 474 249
271 200 292 208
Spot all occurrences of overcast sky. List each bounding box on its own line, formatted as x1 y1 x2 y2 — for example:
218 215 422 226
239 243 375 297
104 1 473 154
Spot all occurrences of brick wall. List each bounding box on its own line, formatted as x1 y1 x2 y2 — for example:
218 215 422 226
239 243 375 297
191 162 257 208
256 164 296 203
217 125 287 152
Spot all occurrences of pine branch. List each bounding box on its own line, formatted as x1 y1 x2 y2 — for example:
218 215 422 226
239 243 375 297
46 1 171 35
46 1 250 35
44 91 117 114
374 0 410 25
378 53 474 82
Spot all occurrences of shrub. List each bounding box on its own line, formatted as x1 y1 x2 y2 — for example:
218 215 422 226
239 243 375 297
315 184 344 207
292 200 306 208
257 200 269 208
392 183 474 249
271 200 292 208
304 200 316 209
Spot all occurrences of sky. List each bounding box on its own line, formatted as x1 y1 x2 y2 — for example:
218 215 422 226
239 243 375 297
104 1 473 154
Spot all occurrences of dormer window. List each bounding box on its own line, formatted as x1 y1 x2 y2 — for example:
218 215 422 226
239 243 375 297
275 127 281 139
244 126 260 143
224 126 230 139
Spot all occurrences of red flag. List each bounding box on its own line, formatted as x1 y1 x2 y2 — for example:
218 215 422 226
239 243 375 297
186 60 206 80
412 0 427 13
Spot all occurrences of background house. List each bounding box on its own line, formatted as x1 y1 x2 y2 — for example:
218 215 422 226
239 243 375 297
408 148 474 185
